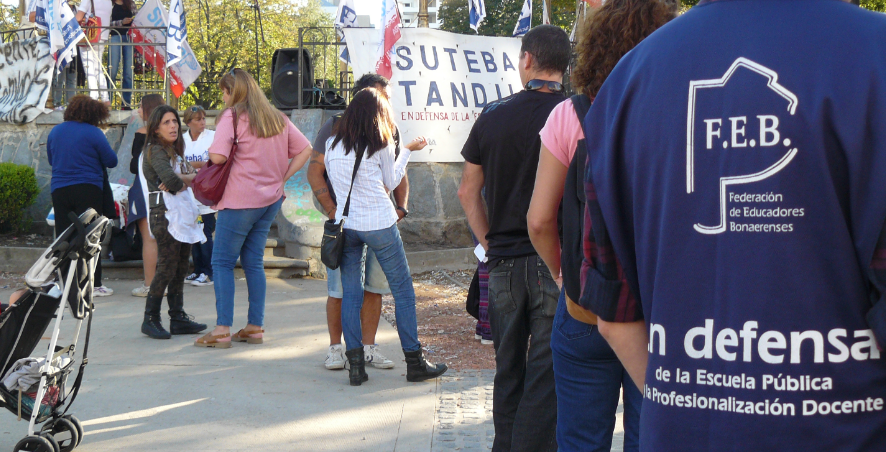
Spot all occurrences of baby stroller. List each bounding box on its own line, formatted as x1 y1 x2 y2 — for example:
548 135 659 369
0 209 109 452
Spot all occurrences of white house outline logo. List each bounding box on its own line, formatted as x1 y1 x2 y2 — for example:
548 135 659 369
686 57 799 235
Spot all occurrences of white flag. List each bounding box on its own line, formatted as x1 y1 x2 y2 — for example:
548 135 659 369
335 0 357 64
513 0 531 37
166 0 187 66
46 0 83 70
469 0 486 32
542 0 550 25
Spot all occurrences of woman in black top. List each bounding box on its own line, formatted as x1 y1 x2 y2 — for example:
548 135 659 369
108 0 135 108
127 94 164 298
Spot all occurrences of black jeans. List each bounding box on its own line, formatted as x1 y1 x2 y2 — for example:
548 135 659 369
51 183 103 286
191 212 215 277
488 255 558 452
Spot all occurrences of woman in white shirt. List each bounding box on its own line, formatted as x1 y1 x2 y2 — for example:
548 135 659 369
182 105 216 287
325 87 447 386
75 0 112 103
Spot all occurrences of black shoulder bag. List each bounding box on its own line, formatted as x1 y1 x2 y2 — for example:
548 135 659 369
320 148 365 269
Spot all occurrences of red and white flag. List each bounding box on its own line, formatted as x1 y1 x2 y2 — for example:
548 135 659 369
375 0 401 78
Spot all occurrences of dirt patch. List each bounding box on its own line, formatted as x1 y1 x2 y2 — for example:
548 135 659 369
0 233 53 248
382 270 495 371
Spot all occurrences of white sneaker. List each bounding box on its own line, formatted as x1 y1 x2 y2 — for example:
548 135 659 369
184 273 199 283
364 344 394 369
131 285 150 297
93 286 114 297
480 339 493 345
325 345 346 370
474 334 482 340
192 274 213 286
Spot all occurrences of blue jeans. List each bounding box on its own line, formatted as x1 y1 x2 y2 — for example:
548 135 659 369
341 224 419 352
52 64 77 107
551 291 642 452
212 197 282 327
192 213 215 277
326 247 390 297
108 33 133 105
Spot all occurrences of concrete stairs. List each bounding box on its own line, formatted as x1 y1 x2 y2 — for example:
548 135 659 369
101 226 311 280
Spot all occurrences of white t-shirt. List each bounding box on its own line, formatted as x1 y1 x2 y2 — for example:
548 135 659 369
184 129 217 215
77 0 112 42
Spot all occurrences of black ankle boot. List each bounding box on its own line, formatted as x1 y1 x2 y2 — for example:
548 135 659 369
142 295 171 339
167 293 208 335
345 348 368 386
404 348 448 382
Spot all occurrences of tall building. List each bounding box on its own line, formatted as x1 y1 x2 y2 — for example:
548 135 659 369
327 0 377 28
398 0 441 29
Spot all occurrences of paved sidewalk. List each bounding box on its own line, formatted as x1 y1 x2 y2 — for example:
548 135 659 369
1 278 628 451
1 278 438 451
430 371 626 452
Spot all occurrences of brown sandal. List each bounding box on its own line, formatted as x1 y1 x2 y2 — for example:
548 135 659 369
232 328 264 344
195 332 232 348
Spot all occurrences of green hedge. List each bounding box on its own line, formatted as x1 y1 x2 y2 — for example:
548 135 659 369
0 162 40 233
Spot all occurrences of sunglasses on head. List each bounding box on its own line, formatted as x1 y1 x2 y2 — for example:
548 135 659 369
524 79 564 93
189 106 204 112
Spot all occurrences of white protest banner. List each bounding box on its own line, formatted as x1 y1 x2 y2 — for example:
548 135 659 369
130 0 201 98
0 39 53 123
343 28 523 162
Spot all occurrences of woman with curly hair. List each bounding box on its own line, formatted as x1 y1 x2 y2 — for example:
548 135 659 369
527 1 677 450
47 95 118 296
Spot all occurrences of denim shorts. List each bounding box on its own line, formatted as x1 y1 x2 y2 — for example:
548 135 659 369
326 247 390 298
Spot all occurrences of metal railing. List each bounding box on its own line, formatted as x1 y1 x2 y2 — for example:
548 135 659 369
0 25 170 109
297 26 357 110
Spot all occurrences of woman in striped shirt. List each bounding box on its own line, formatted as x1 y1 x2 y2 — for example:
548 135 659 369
325 87 447 386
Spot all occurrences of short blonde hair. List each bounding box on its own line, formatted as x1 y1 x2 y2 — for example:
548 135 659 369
183 105 206 125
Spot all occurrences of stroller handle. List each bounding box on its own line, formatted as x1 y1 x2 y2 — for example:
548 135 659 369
67 212 87 252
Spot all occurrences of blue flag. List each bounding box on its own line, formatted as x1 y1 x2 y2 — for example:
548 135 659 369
46 0 83 70
469 0 486 32
513 0 532 37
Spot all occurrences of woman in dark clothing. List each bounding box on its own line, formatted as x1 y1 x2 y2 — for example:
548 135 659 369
139 105 207 339
47 95 117 297
127 94 164 297
108 0 135 108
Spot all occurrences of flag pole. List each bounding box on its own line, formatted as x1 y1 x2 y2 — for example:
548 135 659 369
80 36 126 107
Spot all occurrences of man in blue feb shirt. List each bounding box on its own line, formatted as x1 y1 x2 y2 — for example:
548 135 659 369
584 1 886 450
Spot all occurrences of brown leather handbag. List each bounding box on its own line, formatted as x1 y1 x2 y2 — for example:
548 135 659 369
192 111 238 206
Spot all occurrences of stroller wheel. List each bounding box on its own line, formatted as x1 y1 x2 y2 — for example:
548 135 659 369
62 415 84 447
13 435 56 452
42 417 79 451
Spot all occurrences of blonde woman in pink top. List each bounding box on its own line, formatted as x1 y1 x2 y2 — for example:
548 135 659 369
195 68 312 348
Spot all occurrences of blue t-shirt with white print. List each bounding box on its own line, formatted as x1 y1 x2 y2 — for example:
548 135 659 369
585 1 886 450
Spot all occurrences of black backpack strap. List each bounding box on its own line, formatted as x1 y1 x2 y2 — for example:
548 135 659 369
341 148 365 219
570 94 593 124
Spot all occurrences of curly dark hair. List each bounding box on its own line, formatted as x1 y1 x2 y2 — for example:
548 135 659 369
63 95 109 126
572 0 678 99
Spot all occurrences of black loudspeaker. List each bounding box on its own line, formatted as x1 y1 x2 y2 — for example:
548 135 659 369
271 48 313 109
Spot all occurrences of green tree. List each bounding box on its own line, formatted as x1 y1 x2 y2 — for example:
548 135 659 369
439 0 576 37
180 0 335 109
860 0 886 11
0 3 20 32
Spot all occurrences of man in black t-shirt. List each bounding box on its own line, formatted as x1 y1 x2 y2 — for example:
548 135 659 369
458 25 570 452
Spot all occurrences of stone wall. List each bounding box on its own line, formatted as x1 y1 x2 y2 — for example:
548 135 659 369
0 109 472 262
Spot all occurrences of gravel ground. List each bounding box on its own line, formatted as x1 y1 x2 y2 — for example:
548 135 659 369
381 270 496 371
